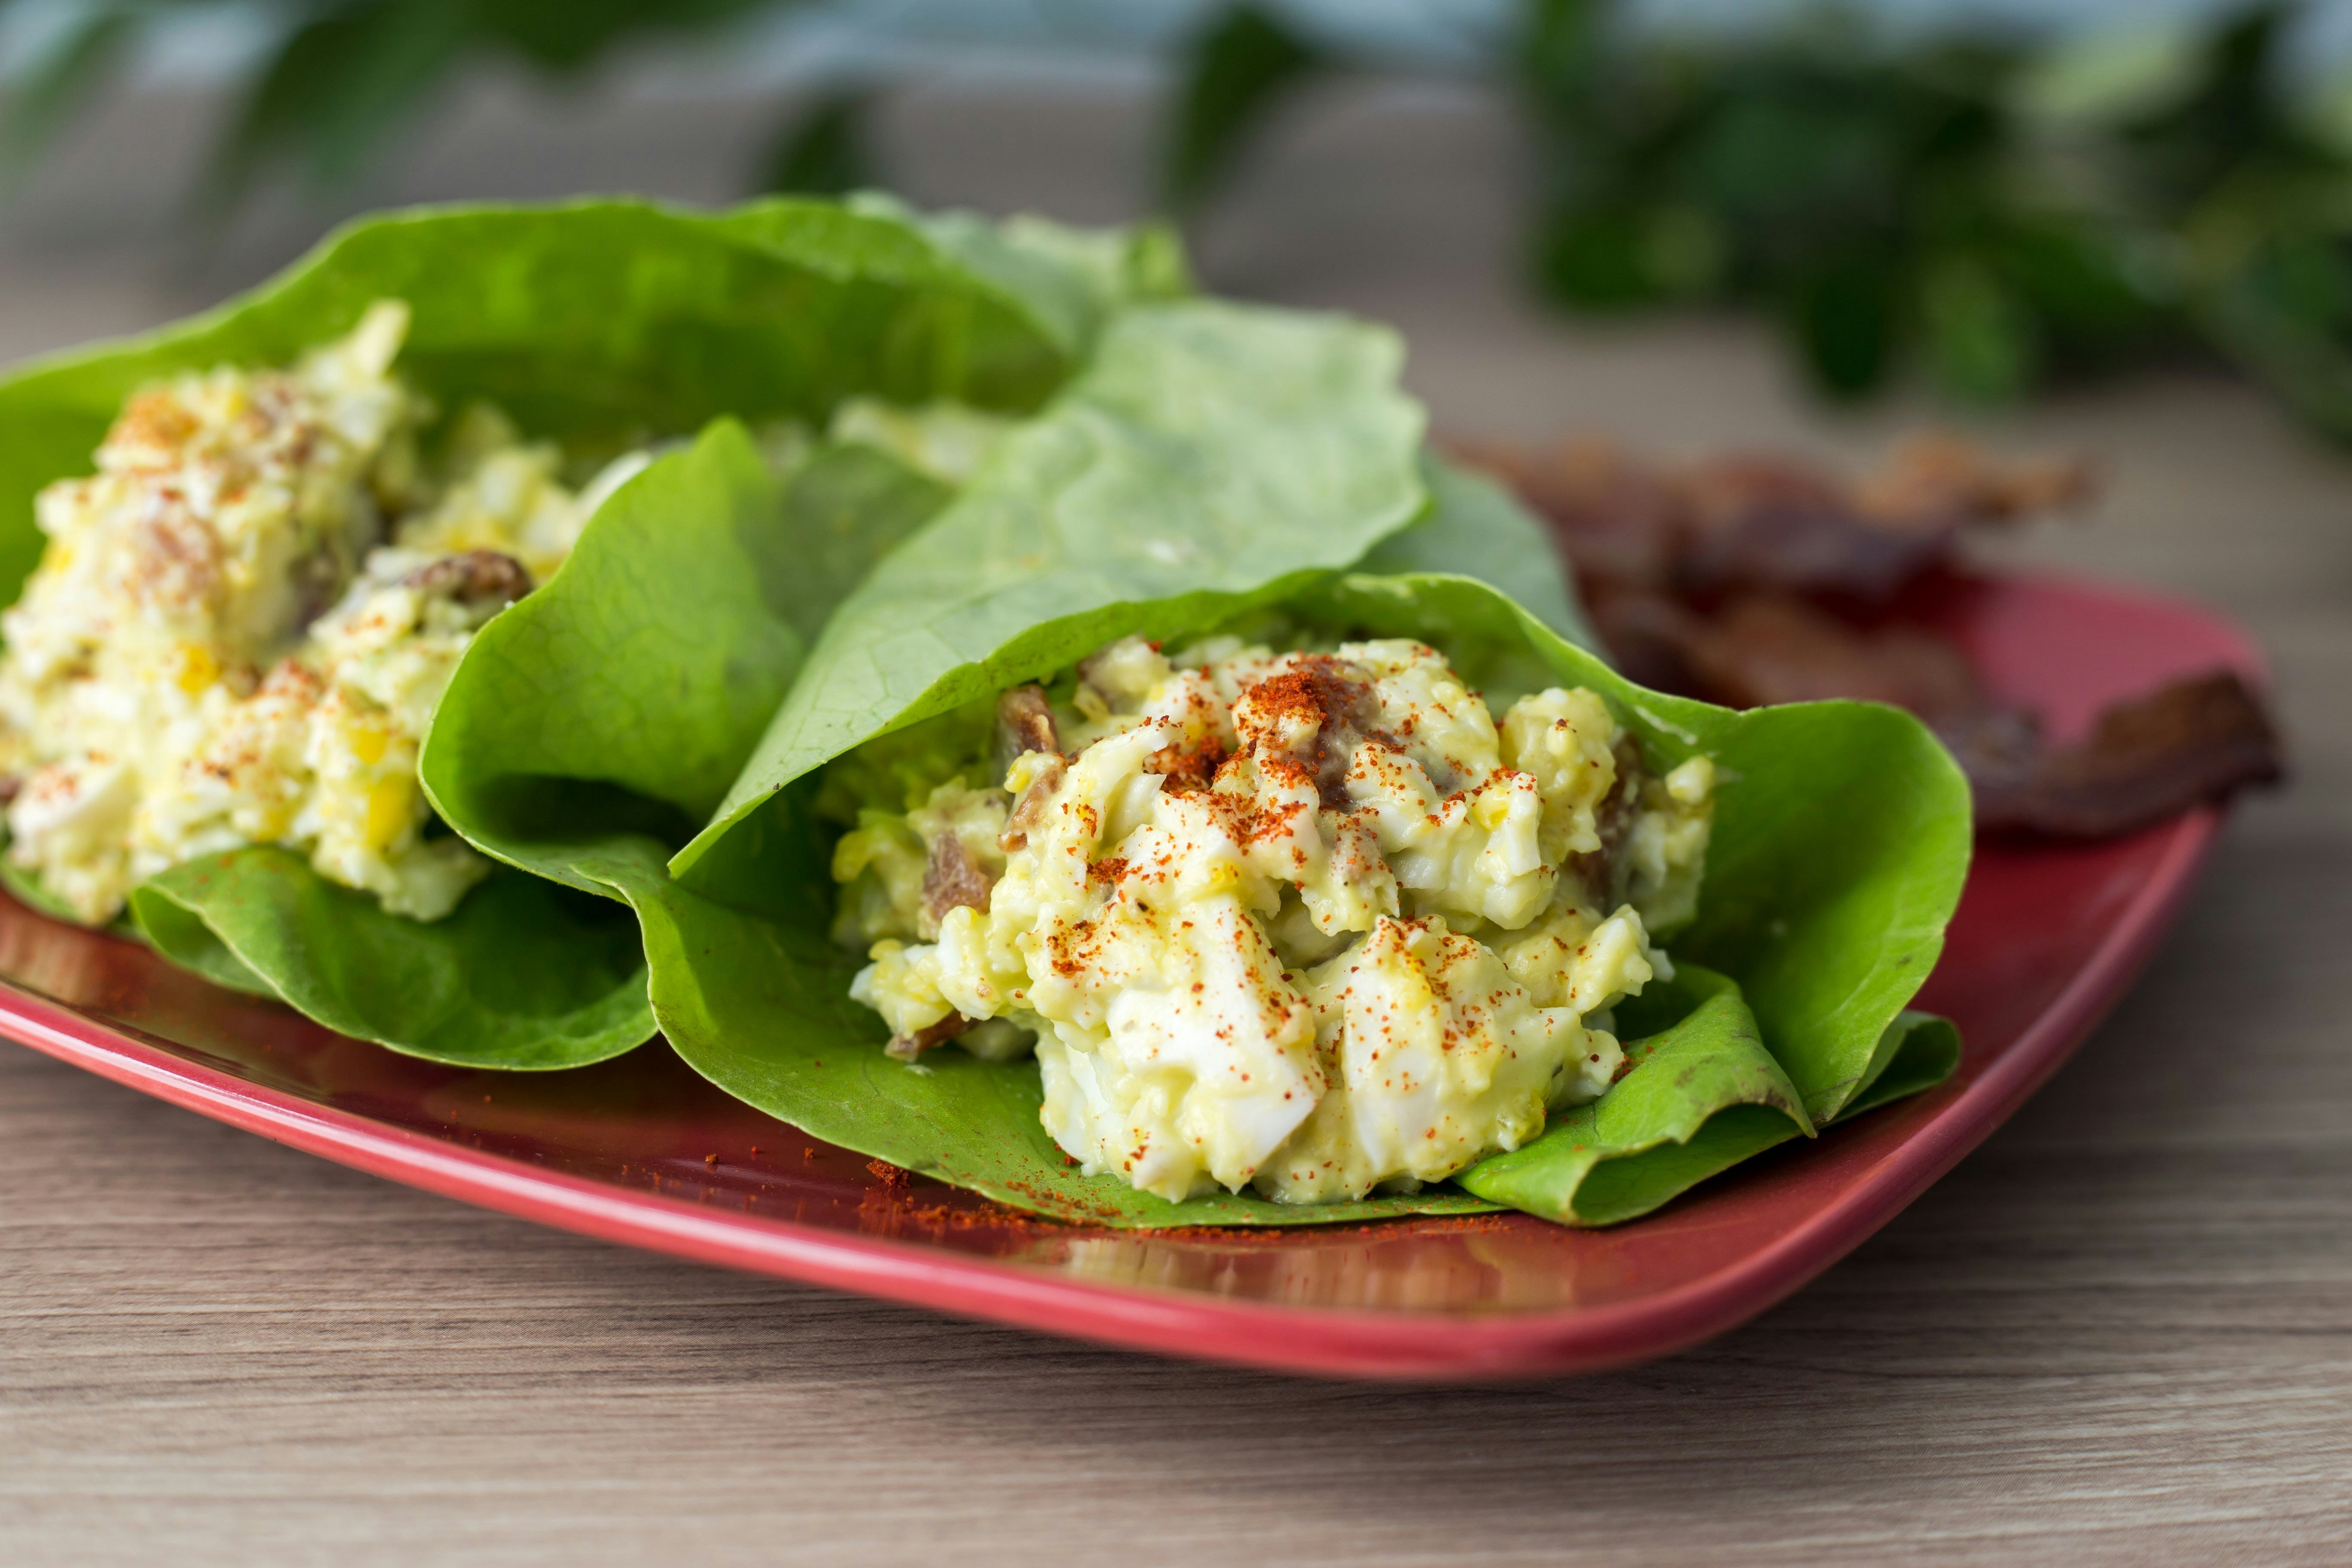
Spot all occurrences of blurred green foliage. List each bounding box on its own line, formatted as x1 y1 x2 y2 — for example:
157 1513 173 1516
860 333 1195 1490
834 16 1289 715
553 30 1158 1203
1162 4 1325 211
11 0 2352 436
0 0 790 206
759 86 879 197
1508 0 2352 425
1165 0 2352 439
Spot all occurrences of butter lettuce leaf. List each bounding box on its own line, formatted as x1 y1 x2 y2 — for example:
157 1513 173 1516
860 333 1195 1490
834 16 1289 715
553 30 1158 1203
1836 1009 1963 1119
0 856 99 930
822 195 1194 364
426 421 950 864
1359 453 1596 651
404 423 949 1064
1461 983 1960 1224
634 569 1967 1227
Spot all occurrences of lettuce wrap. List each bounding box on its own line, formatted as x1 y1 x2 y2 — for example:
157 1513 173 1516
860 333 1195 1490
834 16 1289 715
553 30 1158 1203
421 309 1968 1224
0 195 1183 1064
656 569 1964 1227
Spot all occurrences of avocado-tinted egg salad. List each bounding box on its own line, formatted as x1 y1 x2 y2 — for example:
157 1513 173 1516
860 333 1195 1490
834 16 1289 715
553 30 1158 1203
0 301 635 925
827 632 1716 1205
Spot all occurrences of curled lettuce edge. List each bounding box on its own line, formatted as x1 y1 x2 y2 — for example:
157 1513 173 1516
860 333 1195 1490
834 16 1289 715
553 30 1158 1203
620 568 1971 1229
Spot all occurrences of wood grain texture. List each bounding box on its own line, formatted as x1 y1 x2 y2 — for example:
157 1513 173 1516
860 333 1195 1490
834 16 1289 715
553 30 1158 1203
3 77 2349 1568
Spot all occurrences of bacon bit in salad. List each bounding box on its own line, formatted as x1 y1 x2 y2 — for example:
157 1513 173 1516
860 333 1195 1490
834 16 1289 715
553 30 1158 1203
995 683 1060 766
998 752 1066 853
920 832 995 931
1232 657 1377 809
1568 734 1645 908
1667 593 1984 714
401 548 533 605
885 1011 971 1063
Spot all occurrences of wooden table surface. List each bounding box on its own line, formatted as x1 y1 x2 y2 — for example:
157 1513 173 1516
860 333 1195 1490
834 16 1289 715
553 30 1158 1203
1 78 2347 1566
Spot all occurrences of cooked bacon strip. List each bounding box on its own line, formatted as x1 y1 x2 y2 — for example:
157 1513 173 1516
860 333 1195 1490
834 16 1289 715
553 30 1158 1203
1673 593 1985 715
1676 454 1958 602
1849 433 2096 527
402 549 533 605
1967 670 2284 838
1591 590 2282 837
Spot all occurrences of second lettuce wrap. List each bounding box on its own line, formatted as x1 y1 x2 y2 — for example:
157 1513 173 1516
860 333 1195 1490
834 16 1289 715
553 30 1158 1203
424 297 1967 1225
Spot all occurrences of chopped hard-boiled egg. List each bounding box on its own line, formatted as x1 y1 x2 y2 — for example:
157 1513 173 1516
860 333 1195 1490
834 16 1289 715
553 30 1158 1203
0 301 631 924
829 633 1714 1205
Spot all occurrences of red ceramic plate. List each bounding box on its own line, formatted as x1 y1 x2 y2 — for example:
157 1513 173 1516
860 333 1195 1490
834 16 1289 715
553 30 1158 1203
0 571 2259 1381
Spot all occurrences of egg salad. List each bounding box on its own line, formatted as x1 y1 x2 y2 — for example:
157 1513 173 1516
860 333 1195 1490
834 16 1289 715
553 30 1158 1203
826 631 1716 1204
0 301 630 925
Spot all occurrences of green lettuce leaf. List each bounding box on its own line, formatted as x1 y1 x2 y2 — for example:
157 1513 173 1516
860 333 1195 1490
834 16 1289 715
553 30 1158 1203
1836 1009 1965 1120
426 421 951 865
672 297 1431 888
1359 452 1596 650
824 194 1194 363
0 848 233 977
1459 985 1962 1223
404 423 947 1065
0 856 94 929
630 568 1967 1227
